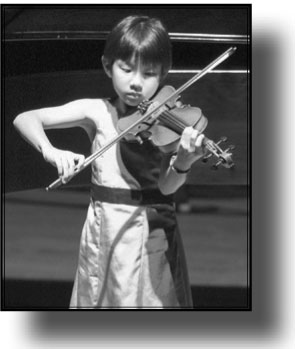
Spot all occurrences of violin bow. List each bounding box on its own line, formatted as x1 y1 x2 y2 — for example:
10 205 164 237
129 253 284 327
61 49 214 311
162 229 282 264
46 46 236 191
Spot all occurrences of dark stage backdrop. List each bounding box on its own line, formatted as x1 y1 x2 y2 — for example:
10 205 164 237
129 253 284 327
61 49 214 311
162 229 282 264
4 6 249 35
3 5 250 193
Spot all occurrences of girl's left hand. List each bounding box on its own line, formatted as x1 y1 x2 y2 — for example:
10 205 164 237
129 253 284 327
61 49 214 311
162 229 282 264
173 126 206 171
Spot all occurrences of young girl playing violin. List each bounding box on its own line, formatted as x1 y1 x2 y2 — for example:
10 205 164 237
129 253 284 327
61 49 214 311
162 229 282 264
13 15 205 308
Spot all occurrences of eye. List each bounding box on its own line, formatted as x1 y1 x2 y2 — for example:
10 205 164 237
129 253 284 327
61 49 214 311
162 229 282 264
120 64 132 73
144 71 157 77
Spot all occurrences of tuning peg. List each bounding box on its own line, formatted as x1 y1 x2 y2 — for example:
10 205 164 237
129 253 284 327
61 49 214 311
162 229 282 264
224 145 235 152
202 153 213 163
216 136 228 145
211 159 224 170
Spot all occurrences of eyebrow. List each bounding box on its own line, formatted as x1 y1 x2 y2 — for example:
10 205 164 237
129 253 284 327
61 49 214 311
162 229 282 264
118 59 161 71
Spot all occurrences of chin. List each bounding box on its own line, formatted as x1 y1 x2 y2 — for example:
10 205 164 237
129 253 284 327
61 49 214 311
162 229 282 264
124 99 141 108
127 101 140 108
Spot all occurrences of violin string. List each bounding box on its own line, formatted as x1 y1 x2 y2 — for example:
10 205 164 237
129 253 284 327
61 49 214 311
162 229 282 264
159 110 187 133
160 112 186 132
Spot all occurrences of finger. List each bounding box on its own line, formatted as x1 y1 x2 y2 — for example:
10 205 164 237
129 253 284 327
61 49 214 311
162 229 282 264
181 127 194 149
68 157 76 177
195 133 205 148
60 156 70 182
54 156 63 178
74 154 85 170
189 129 199 150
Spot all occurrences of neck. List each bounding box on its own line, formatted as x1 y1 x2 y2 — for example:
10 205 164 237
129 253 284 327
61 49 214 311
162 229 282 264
114 98 137 118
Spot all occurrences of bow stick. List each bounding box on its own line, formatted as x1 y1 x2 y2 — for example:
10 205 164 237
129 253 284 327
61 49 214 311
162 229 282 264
46 46 236 191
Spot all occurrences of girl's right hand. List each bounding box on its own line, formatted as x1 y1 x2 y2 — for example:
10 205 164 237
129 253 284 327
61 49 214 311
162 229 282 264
42 144 85 184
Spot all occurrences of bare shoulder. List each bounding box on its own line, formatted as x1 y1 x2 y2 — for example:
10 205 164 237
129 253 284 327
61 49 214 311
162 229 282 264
75 98 108 126
73 98 108 140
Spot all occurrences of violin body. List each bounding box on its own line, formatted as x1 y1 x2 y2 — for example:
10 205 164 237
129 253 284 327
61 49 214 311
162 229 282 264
117 84 234 169
117 85 208 153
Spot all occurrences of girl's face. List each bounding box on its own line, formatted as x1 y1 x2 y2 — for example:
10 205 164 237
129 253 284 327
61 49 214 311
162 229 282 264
106 57 162 113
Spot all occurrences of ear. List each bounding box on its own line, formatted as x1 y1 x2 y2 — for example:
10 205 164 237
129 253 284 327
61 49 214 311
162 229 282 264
101 56 112 78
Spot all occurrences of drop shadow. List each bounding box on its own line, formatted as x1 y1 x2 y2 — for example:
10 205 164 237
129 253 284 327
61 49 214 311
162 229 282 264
22 31 279 338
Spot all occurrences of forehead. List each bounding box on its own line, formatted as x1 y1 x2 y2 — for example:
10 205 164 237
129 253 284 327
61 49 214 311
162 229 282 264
119 55 162 70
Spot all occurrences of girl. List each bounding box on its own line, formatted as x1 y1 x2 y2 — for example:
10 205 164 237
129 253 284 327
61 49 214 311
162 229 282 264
13 15 205 308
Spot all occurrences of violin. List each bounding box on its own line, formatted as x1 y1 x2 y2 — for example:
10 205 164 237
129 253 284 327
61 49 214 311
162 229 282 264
117 85 235 168
46 47 236 191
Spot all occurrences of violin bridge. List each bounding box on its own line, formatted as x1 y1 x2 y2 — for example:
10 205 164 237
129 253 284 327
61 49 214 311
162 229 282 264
145 101 168 122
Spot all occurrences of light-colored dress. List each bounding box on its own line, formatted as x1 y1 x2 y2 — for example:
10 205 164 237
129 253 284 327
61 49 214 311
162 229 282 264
70 99 193 308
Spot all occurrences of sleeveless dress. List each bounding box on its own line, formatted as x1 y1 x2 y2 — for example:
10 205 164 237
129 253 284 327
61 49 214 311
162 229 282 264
70 99 193 308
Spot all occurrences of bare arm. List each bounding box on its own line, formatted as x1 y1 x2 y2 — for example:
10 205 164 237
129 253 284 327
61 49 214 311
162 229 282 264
13 99 98 150
13 99 98 181
158 154 187 195
13 109 55 154
158 127 205 195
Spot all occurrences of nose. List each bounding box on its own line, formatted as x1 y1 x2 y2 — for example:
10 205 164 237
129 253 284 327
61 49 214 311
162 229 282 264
130 71 143 92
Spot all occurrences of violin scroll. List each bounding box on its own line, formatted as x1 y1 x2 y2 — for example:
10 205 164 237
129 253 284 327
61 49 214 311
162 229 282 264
202 136 235 169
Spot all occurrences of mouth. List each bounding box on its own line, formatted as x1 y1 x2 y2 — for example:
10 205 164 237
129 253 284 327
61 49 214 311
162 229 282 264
125 93 142 100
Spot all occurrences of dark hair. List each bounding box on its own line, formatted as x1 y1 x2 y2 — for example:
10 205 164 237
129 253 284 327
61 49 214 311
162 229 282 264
103 16 172 79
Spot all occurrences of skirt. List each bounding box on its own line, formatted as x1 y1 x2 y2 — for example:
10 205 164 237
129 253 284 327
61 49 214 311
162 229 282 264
70 184 193 308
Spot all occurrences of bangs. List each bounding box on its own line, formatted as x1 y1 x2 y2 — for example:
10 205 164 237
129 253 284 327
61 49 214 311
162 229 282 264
117 28 169 69
103 16 172 78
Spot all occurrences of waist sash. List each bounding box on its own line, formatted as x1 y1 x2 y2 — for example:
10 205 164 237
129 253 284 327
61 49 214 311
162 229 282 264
91 184 173 206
